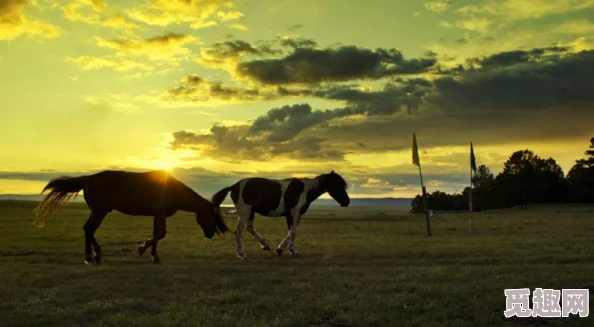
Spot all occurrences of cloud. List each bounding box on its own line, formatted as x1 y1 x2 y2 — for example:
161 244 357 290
430 48 594 111
229 23 247 31
196 39 281 71
70 32 198 74
423 0 453 13
167 45 594 114
166 74 274 104
168 48 594 165
464 46 568 69
96 32 198 61
62 0 137 31
192 38 437 85
278 36 317 49
170 122 346 163
126 0 244 29
452 17 492 33
553 19 594 35
0 0 60 41
425 28 591 68
164 72 432 110
458 0 594 21
234 45 437 85
67 56 153 72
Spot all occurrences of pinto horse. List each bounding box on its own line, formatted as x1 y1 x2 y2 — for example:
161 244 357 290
34 170 229 265
211 170 350 260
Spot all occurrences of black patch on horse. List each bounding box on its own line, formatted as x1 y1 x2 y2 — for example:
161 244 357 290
242 178 283 216
283 178 305 210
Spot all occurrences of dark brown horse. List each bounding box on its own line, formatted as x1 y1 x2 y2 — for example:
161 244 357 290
34 170 229 265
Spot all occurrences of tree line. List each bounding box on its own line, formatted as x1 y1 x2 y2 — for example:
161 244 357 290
410 137 594 213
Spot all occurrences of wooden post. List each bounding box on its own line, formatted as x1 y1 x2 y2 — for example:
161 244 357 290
413 132 431 237
422 185 431 237
468 185 473 233
469 142 475 233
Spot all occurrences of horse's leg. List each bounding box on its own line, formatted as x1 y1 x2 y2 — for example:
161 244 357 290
276 214 293 256
139 215 167 262
83 211 106 265
234 211 249 261
287 212 301 256
83 215 94 264
88 212 107 264
246 213 271 252
150 217 161 264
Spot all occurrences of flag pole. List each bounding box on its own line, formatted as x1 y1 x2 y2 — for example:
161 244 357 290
469 142 475 233
421 165 431 237
413 132 431 237
469 165 473 233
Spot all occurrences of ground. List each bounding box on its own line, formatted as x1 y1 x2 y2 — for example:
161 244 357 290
0 200 593 327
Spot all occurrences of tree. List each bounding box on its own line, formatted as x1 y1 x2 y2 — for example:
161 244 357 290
495 150 566 206
472 164 495 190
567 137 594 203
469 165 498 210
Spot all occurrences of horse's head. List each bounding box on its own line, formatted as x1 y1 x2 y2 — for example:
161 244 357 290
195 204 229 239
321 170 350 207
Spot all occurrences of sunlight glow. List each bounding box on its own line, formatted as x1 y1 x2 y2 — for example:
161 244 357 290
150 159 178 172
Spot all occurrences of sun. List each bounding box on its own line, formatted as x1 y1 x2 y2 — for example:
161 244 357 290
151 159 178 172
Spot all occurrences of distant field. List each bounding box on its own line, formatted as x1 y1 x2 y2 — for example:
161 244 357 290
0 200 593 327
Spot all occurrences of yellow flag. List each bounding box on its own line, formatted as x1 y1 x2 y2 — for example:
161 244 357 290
412 132 420 167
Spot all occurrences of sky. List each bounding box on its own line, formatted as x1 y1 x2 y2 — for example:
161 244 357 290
1 0 593 198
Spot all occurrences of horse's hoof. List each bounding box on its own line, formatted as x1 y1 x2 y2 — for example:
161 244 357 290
276 248 283 256
138 245 147 257
289 249 299 256
92 253 102 265
262 245 271 251
237 253 248 261
84 258 97 266
151 256 161 264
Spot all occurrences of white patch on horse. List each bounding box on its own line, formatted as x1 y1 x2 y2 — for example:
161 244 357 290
267 178 292 217
280 177 319 255
233 179 251 260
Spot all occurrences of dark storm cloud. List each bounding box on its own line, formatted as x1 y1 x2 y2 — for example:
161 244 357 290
279 37 317 49
429 49 594 110
246 79 433 143
468 46 569 68
170 122 345 162
176 47 594 111
204 39 281 58
167 44 594 165
316 78 432 115
236 46 437 85
166 74 267 102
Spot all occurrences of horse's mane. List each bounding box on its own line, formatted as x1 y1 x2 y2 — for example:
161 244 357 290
319 171 348 189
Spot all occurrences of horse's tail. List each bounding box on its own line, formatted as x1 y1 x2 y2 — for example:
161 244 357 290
210 185 234 235
34 176 88 226
211 185 233 210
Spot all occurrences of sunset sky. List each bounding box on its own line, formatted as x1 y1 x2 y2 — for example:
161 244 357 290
1 0 593 198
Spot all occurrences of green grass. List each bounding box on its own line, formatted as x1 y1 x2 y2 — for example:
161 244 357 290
0 200 593 327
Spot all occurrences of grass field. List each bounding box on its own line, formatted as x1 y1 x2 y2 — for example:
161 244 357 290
0 200 593 327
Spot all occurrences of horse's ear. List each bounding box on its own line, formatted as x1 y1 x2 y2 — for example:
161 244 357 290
331 170 335 174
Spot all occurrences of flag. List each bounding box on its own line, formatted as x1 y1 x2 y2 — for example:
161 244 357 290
470 142 477 175
412 133 420 167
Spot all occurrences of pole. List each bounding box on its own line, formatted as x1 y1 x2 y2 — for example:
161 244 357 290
419 165 431 237
469 142 474 233
469 169 473 233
